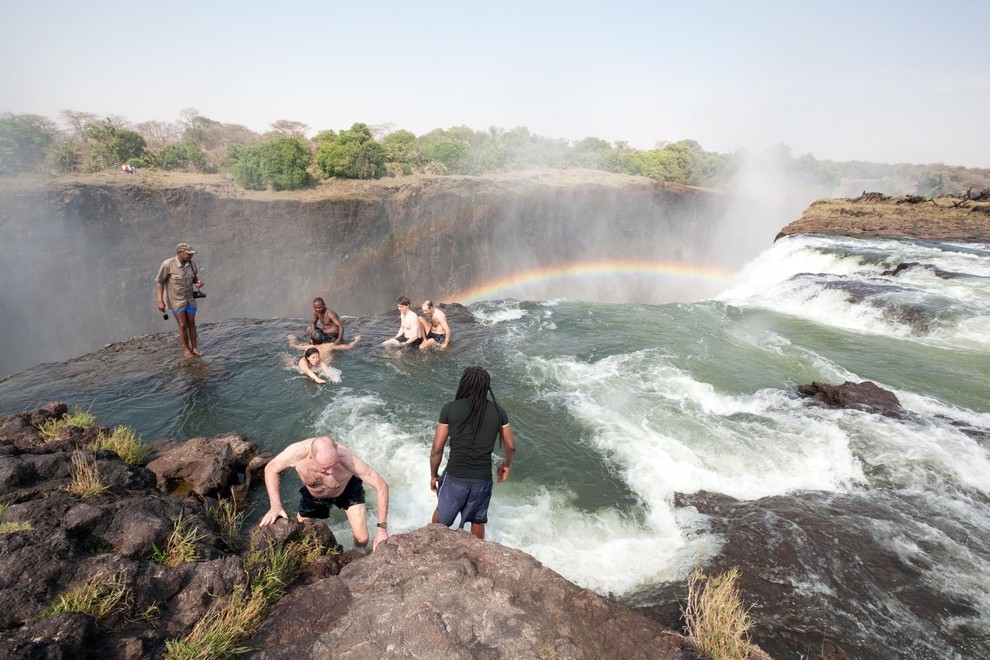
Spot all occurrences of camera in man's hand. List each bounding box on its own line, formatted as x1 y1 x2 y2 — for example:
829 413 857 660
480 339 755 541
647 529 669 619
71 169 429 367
192 289 206 299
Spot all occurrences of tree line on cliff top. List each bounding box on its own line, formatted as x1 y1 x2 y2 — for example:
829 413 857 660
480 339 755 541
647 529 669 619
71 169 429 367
1 108 988 197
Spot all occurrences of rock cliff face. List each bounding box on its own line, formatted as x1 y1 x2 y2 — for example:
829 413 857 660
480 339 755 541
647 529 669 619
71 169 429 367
0 171 729 376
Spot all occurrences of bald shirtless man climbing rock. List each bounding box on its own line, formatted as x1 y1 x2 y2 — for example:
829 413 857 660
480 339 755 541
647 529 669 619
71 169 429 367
259 436 390 551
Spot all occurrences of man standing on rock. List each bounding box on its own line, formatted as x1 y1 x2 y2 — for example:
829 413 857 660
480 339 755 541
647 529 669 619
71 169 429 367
156 242 204 358
306 297 345 345
430 366 516 540
259 436 390 551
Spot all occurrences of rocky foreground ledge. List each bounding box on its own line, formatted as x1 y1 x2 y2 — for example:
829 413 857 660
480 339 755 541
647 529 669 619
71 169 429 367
776 191 990 242
0 404 691 659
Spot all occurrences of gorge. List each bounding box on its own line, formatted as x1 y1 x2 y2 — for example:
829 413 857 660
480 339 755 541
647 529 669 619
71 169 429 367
0 169 771 378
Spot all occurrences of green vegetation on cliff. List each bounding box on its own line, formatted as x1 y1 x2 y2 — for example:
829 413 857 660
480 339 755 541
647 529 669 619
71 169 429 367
2 108 989 196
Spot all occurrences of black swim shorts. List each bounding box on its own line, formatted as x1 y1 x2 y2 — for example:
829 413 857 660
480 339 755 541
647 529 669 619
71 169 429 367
397 335 423 348
297 475 365 518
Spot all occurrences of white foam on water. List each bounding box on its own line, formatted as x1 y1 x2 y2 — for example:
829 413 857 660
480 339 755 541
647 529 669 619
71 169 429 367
490 485 717 594
489 351 883 592
531 352 867 500
720 235 867 301
319 364 342 383
845 393 990 495
722 235 990 350
471 301 529 325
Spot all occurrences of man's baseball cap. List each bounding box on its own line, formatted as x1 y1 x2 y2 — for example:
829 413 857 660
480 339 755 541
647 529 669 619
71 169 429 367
176 242 197 255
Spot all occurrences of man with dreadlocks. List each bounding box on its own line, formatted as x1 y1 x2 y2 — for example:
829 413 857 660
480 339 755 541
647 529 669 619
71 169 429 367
430 366 516 539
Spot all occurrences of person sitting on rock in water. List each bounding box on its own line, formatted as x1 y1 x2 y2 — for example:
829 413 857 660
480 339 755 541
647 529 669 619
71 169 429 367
306 297 345 346
382 296 424 348
418 300 451 350
259 435 390 551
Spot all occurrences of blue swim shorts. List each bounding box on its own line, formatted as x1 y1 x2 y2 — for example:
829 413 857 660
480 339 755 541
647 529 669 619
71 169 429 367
436 473 493 528
170 302 198 315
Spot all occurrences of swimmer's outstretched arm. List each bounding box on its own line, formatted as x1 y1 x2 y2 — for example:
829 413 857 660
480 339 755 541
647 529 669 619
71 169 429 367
327 335 362 352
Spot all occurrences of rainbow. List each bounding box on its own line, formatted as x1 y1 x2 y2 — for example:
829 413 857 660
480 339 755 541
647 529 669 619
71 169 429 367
451 260 736 303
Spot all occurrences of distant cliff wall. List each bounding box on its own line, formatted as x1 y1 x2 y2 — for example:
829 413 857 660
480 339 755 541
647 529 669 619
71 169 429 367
0 171 729 376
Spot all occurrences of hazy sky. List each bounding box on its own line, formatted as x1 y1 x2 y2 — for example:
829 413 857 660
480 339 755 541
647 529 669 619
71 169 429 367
3 0 988 167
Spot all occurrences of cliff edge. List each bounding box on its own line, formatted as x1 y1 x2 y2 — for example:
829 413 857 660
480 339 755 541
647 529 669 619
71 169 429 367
775 192 990 242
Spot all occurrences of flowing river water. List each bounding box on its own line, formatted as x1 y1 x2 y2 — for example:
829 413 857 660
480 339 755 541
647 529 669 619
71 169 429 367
2 234 989 658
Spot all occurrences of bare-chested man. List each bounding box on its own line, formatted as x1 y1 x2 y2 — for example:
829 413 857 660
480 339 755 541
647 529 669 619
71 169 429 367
306 297 344 346
259 436 389 550
382 296 424 348
418 300 451 350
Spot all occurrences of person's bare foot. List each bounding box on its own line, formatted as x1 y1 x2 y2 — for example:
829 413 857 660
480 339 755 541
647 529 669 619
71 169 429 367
191 348 202 357
183 349 194 358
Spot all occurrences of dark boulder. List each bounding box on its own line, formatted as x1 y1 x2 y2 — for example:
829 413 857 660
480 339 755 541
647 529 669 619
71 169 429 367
797 380 904 417
145 432 269 501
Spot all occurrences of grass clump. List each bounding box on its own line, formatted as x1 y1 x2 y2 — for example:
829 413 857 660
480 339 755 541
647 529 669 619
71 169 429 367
682 567 768 660
165 534 330 659
205 498 245 551
42 572 129 623
0 520 32 534
163 585 262 659
137 601 163 626
36 406 97 442
151 512 206 568
91 425 147 465
66 451 107 498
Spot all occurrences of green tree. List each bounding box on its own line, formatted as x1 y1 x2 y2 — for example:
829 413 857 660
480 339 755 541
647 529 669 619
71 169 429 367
0 113 59 174
83 119 147 167
567 136 611 169
229 136 312 190
414 128 473 173
155 140 208 171
381 129 416 163
316 123 385 179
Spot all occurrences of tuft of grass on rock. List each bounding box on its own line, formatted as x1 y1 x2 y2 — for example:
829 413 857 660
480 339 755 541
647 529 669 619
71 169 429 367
682 566 770 660
66 451 107 498
42 572 129 623
36 406 97 442
137 601 163 627
0 520 32 534
205 498 245 551
91 425 147 465
163 585 262 660
165 533 329 658
151 512 206 568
